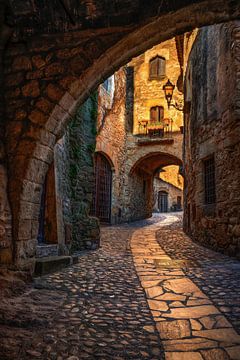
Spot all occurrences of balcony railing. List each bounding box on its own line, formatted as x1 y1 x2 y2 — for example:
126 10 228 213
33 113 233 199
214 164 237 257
137 118 173 138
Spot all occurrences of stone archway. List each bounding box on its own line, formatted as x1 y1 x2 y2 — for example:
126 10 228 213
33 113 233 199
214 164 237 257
129 152 182 176
2 3 240 270
121 152 183 223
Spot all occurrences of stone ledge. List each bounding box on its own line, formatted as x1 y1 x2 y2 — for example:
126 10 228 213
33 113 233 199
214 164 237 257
34 255 77 277
36 244 59 258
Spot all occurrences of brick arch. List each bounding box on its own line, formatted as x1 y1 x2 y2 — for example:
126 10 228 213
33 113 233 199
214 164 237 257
130 152 182 176
6 3 240 269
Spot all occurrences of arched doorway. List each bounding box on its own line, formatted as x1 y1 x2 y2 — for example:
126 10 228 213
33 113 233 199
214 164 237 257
158 191 168 213
91 153 113 223
37 162 58 245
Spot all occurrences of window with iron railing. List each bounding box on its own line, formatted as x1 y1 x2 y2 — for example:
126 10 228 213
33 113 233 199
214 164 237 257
204 156 216 204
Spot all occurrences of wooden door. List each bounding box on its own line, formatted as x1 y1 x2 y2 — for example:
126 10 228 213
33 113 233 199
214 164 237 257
91 153 112 223
158 191 168 213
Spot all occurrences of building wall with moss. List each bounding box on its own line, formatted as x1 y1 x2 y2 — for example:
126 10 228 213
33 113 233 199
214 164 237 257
55 93 100 252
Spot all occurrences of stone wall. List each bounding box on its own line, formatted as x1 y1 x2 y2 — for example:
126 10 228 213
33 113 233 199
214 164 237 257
184 21 240 258
0 163 12 264
96 69 128 224
0 2 14 265
121 171 153 222
55 93 100 251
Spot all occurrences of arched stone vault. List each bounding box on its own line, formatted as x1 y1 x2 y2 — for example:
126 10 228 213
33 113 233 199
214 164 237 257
3 1 240 269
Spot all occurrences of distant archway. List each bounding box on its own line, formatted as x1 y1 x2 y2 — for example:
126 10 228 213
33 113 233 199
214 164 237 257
130 152 182 176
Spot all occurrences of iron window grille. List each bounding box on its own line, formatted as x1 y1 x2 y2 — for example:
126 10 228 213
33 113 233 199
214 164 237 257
204 156 216 204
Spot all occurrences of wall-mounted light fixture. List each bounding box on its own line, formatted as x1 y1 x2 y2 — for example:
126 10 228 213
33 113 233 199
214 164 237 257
163 79 184 112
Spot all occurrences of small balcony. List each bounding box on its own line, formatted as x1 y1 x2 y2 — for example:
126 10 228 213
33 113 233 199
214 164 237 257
137 118 172 136
136 119 183 146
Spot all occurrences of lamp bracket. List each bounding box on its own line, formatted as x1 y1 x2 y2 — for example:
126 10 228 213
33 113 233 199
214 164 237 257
170 101 184 112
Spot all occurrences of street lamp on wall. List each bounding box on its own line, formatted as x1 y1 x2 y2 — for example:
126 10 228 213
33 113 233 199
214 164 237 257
163 79 184 112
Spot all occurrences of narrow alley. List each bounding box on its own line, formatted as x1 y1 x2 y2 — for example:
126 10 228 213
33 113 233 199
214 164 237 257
1 3 240 360
1 214 240 359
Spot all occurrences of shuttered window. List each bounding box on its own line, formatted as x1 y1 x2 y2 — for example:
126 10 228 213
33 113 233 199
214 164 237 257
149 56 166 80
150 106 164 122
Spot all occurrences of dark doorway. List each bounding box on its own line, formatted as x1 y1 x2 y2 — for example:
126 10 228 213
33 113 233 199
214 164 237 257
91 153 112 223
158 191 168 213
177 196 182 210
37 162 58 244
37 180 47 244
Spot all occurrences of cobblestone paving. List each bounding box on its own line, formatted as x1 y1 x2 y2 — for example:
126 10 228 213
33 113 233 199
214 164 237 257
132 213 240 360
1 213 240 359
156 214 240 335
0 221 163 360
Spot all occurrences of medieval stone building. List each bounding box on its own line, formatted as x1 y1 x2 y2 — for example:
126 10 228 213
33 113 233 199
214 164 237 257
92 40 184 226
183 22 240 258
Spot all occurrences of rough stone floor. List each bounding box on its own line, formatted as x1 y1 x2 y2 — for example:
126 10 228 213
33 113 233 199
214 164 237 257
0 214 240 360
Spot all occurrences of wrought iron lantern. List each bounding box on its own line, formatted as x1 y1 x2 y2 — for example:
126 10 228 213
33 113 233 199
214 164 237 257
163 79 184 112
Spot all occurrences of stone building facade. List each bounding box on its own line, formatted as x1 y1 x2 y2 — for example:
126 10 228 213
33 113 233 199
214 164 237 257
153 165 183 213
93 40 184 224
129 39 183 135
153 178 183 213
183 21 240 258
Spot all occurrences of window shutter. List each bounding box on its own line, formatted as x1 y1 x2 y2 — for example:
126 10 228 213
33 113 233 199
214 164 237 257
150 59 158 79
150 107 157 121
157 57 166 78
149 56 166 80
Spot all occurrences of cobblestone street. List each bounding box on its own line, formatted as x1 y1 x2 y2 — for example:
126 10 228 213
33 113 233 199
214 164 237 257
1 214 240 359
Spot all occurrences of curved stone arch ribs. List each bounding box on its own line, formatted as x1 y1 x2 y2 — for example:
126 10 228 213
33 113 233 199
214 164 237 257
128 142 183 176
4 2 240 269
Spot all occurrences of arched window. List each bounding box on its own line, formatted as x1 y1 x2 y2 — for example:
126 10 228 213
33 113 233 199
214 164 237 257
149 56 166 80
150 106 164 122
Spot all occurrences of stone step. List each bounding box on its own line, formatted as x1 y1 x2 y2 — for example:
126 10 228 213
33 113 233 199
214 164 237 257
36 244 59 258
34 255 75 277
